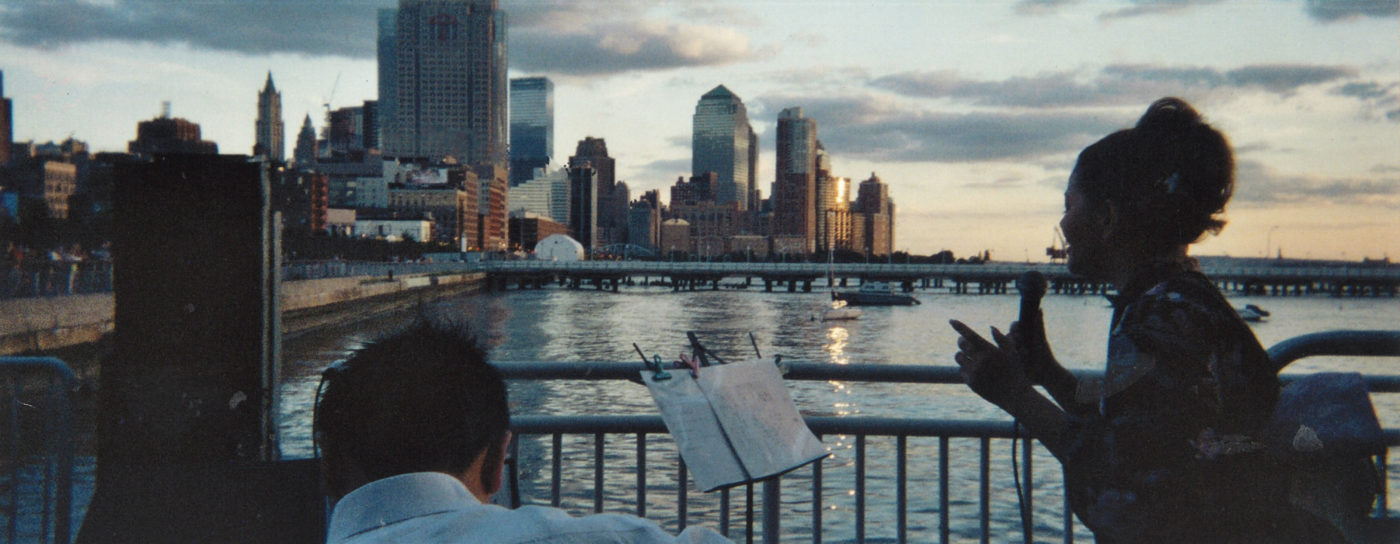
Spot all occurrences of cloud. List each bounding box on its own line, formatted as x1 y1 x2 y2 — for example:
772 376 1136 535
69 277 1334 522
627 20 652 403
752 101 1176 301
1014 0 1080 15
511 20 769 76
1334 81 1392 100
0 0 386 57
1331 80 1400 122
1223 65 1358 93
870 63 1360 108
870 69 1146 107
961 176 1030 190
1098 0 1224 20
1011 0 1398 23
0 0 770 75
630 157 693 187
1303 0 1399 21
1233 160 1400 206
756 93 1122 163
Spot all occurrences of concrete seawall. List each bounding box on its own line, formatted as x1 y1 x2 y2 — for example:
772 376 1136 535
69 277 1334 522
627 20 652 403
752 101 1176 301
0 272 485 355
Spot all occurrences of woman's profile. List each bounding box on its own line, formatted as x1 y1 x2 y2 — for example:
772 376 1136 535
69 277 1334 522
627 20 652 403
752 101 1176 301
949 98 1350 542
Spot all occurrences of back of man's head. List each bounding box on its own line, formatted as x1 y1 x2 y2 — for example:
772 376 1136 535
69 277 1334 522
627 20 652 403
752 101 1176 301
313 320 509 499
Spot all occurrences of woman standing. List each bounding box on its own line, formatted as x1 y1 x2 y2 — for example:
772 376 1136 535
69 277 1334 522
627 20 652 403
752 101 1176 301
949 98 1344 542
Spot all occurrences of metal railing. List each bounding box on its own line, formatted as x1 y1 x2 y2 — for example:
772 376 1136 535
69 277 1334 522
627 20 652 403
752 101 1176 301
1 262 113 300
0 357 77 544
1 332 1396 543
498 330 1400 543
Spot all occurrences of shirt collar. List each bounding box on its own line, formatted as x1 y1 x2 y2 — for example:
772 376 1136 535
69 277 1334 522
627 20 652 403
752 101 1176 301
327 472 478 542
1105 256 1198 309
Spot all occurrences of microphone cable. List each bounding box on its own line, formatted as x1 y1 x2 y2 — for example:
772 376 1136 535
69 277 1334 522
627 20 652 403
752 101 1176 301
1012 418 1033 544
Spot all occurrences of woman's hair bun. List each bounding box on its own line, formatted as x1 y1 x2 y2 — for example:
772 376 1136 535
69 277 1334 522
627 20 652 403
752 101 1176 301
1136 97 1203 135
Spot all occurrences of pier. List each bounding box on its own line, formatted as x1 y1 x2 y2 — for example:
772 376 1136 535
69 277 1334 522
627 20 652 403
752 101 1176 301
291 259 1400 297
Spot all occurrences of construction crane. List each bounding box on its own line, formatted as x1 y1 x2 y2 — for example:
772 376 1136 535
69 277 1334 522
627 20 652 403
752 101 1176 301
322 72 340 120
318 72 341 154
1046 226 1068 260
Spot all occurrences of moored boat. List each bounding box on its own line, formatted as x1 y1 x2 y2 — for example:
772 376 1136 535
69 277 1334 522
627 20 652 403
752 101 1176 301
1237 303 1270 322
832 282 920 306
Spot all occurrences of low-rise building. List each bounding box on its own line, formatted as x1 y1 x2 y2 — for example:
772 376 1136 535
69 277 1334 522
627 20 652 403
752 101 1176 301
355 217 431 242
509 212 568 252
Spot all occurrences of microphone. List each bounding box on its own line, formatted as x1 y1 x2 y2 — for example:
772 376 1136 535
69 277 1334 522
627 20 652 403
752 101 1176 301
1015 271 1048 357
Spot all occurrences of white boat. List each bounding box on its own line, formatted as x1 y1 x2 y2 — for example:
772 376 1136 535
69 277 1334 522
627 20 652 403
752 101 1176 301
821 304 863 322
1237 304 1270 322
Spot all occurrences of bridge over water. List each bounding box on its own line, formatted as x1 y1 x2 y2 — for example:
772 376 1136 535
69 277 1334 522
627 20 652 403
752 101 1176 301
287 260 1400 297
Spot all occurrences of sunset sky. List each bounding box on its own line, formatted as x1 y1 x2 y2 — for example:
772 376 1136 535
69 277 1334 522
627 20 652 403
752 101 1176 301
2 0 1396 261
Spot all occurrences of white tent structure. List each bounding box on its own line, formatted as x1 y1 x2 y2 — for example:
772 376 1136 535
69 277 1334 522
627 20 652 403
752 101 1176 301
535 234 586 262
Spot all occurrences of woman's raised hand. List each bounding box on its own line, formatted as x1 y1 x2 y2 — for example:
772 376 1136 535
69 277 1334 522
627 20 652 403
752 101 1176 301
949 319 1033 409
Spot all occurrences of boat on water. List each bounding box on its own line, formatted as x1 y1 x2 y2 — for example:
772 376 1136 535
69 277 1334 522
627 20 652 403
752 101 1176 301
832 281 920 306
820 301 864 321
1237 304 1270 322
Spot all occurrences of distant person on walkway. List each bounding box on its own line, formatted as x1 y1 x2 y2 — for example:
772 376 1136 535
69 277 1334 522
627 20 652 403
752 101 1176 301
949 98 1348 542
315 321 730 544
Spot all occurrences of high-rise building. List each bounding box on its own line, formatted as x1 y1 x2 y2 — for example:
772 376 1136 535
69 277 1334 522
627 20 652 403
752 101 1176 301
255 72 285 161
569 137 629 245
773 107 817 252
381 0 508 168
569 137 614 192
855 172 895 256
327 106 362 157
473 163 509 250
509 77 553 185
1 71 12 166
566 162 597 250
817 173 852 252
627 191 661 251
376 8 397 151
127 106 219 158
692 85 754 211
293 115 318 166
507 167 567 223
746 125 759 209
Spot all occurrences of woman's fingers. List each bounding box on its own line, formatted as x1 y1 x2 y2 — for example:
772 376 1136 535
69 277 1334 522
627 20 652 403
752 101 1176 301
991 326 1017 352
949 320 995 350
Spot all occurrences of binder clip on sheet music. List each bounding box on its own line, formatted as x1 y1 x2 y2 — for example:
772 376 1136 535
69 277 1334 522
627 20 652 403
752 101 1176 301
638 334 829 492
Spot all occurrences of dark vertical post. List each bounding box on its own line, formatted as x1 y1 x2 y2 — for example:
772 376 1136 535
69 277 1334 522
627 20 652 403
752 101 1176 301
79 155 318 543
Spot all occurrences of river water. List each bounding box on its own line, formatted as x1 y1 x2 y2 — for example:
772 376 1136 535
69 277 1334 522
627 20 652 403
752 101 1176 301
277 285 1400 542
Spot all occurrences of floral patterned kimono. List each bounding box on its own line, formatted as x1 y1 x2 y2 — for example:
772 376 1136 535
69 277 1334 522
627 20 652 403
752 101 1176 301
1059 261 1340 543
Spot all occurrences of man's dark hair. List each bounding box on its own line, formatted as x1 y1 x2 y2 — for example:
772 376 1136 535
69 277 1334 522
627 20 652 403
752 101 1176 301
313 320 509 498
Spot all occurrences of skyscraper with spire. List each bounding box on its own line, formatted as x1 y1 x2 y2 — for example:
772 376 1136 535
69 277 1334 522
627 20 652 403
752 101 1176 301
381 0 507 168
691 85 755 211
255 72 285 161
293 115 318 166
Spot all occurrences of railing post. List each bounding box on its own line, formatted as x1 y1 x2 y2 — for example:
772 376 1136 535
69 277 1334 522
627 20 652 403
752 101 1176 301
763 478 780 543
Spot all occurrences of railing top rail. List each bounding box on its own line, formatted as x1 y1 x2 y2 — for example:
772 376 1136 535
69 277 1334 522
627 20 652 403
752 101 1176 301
1267 330 1400 372
495 362 1400 392
0 356 80 386
508 414 1400 447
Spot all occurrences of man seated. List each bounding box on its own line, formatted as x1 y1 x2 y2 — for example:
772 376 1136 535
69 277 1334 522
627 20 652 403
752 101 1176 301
314 321 730 543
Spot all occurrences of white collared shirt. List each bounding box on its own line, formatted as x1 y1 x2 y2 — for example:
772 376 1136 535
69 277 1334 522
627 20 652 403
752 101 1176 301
327 472 731 543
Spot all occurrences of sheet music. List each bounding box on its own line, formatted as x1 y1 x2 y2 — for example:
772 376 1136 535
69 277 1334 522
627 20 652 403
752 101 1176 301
696 359 828 480
641 371 748 491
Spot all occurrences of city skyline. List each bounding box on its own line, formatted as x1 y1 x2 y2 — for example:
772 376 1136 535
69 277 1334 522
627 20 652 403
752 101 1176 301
0 0 1396 260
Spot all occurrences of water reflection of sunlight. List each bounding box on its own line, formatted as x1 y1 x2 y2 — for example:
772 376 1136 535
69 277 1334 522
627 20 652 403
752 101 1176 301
825 326 850 365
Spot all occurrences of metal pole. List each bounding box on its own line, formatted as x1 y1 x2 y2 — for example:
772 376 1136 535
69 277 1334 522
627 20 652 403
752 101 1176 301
763 478 780 543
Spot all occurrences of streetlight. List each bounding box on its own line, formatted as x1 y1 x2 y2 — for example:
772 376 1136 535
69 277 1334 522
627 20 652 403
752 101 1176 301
1265 225 1279 259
